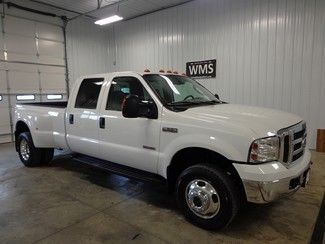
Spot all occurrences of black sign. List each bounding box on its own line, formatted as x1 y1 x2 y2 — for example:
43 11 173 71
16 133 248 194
186 59 216 78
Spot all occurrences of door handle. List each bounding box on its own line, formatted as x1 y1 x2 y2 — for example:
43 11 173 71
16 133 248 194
69 114 74 124
99 117 105 129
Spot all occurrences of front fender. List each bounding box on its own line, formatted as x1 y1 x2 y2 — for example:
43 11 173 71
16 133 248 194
157 133 248 178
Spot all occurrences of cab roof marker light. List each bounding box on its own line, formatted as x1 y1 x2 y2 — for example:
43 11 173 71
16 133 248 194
94 15 123 26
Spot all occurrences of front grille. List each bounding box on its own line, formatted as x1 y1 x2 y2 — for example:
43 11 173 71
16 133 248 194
278 121 307 167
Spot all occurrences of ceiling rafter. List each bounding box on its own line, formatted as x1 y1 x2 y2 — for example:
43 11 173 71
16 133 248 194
27 0 194 23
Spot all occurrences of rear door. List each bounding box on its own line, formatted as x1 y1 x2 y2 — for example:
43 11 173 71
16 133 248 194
66 76 106 157
97 74 162 173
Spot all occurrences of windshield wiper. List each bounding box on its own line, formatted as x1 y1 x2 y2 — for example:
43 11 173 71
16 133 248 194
167 100 220 106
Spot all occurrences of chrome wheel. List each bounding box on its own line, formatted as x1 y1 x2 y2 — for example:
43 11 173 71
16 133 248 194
185 179 220 219
20 139 30 161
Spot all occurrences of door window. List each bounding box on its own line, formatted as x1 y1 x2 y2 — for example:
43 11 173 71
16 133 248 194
75 78 104 109
106 76 150 111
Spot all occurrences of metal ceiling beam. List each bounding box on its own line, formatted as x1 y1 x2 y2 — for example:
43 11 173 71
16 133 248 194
27 0 97 20
123 0 195 22
68 0 128 21
28 0 195 23
69 0 195 23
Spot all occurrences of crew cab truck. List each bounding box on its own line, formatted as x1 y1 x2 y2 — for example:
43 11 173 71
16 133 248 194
14 71 311 230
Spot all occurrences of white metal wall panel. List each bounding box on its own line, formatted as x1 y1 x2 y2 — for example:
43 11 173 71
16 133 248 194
107 0 325 149
66 17 110 86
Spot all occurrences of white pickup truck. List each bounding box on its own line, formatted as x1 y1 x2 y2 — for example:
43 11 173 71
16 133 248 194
14 71 311 230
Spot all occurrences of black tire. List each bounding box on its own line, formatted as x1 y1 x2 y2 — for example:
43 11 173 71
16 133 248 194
17 132 53 167
176 164 240 230
41 148 54 164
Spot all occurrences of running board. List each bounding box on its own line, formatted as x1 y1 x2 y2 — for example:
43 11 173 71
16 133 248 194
72 154 166 184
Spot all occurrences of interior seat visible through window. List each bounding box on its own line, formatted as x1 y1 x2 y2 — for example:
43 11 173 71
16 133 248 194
75 78 104 109
106 76 150 111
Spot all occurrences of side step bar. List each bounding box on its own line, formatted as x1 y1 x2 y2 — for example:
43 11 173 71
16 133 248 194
72 154 166 184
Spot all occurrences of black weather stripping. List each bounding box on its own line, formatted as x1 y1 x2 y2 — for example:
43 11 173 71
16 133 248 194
6 2 56 17
1 1 66 20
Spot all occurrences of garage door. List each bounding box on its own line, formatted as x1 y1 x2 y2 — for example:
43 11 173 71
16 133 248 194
0 15 68 143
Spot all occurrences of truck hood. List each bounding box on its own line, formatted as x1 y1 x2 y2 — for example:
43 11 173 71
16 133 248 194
181 104 302 137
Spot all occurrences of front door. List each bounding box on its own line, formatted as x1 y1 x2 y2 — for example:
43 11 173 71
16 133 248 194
98 74 161 173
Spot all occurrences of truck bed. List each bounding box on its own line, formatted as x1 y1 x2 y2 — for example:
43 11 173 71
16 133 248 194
15 102 68 149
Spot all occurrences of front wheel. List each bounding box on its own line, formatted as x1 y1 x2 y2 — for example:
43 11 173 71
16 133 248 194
17 132 53 167
176 164 240 230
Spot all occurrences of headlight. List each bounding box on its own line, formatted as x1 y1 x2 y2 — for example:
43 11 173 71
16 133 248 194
248 136 280 163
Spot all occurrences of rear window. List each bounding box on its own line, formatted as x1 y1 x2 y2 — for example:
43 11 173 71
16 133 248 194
75 78 104 109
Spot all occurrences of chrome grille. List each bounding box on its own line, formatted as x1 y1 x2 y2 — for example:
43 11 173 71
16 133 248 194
278 121 307 167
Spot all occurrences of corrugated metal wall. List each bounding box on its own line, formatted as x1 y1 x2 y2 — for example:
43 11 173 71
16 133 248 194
66 18 110 87
107 0 325 148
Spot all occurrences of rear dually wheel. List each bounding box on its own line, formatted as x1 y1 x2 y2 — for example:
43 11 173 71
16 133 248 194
17 132 53 167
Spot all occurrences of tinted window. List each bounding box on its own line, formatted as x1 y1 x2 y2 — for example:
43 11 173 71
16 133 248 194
106 77 150 111
75 78 104 109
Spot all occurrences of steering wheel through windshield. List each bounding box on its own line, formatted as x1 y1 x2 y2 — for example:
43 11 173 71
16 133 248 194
182 95 195 101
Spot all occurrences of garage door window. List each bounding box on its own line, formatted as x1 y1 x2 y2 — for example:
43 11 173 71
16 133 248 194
47 94 63 100
75 78 104 109
16 95 35 101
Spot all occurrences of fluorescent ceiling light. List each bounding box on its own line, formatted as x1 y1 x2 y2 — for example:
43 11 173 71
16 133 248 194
95 15 123 25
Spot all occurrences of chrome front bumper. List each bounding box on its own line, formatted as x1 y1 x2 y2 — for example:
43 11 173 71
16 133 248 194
243 161 312 204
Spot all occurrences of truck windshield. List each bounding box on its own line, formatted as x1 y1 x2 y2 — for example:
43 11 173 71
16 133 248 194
142 74 220 107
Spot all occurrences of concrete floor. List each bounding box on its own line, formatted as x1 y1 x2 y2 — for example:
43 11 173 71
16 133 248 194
0 143 324 244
